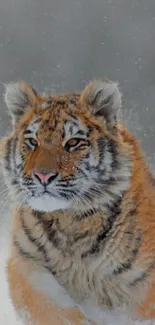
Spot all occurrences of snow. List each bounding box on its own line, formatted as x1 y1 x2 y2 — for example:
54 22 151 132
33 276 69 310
0 211 22 324
0 210 154 325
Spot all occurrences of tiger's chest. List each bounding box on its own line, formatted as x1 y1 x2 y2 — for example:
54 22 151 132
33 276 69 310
16 213 145 309
45 243 144 309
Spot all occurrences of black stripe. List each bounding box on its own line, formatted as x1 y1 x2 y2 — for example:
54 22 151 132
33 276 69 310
55 183 75 188
46 265 57 276
82 186 102 202
21 216 50 262
31 117 40 125
32 87 38 97
62 126 65 139
91 89 103 107
68 113 78 121
113 228 141 275
45 228 59 247
75 130 86 136
56 101 65 106
87 125 94 136
57 177 74 183
113 262 132 275
129 271 147 287
33 210 44 219
73 230 89 241
102 176 118 187
75 208 99 220
102 95 112 106
129 261 155 287
4 138 13 171
97 137 105 164
12 136 18 156
35 213 89 246
11 178 18 186
13 236 34 260
69 125 73 136
70 99 76 105
82 197 122 258
80 189 101 206
77 166 88 178
108 140 118 170
33 211 60 248
101 287 113 308
33 212 88 250
24 130 33 135
83 159 90 171
20 92 29 109
46 99 53 105
13 137 20 173
58 191 76 199
73 144 87 152
97 137 105 152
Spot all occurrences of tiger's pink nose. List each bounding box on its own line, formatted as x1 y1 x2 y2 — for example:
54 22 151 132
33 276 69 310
34 171 58 185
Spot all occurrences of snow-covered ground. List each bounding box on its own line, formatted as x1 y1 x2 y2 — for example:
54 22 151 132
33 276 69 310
0 210 22 324
0 210 153 325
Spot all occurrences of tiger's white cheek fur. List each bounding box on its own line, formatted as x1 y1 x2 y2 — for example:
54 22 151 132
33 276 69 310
27 195 71 212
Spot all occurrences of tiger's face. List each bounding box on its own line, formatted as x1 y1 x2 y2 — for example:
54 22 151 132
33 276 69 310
1 80 131 212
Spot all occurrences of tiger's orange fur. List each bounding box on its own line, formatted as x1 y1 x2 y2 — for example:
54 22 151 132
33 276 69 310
1 79 155 324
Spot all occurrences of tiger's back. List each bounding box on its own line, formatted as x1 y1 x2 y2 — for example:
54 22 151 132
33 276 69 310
1 79 155 323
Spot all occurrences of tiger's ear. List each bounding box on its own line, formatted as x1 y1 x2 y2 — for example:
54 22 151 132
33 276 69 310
80 80 122 131
4 81 38 125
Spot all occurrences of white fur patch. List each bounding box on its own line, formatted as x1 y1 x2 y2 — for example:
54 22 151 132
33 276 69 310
29 268 76 308
29 270 93 325
28 194 70 212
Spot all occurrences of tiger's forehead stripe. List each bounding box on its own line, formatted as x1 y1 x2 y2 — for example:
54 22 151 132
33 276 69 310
26 117 40 132
23 109 89 144
63 119 88 139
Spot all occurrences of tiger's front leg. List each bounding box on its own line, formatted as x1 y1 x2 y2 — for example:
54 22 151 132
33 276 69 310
7 256 96 325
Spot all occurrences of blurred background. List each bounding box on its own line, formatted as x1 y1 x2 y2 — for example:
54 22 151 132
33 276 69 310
0 0 155 166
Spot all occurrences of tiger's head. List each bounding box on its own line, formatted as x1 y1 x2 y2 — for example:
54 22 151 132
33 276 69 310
1 80 132 213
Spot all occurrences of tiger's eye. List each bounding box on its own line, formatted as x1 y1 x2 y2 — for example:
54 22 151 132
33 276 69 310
47 99 53 105
28 138 38 147
65 138 82 152
67 138 79 147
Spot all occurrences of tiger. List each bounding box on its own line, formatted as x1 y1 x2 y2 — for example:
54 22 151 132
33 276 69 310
1 78 155 325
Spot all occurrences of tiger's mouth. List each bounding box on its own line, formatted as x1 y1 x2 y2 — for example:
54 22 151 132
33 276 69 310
37 190 54 196
25 184 77 200
21 175 82 202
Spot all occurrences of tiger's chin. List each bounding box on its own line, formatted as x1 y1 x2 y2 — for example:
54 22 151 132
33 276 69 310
27 194 71 212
